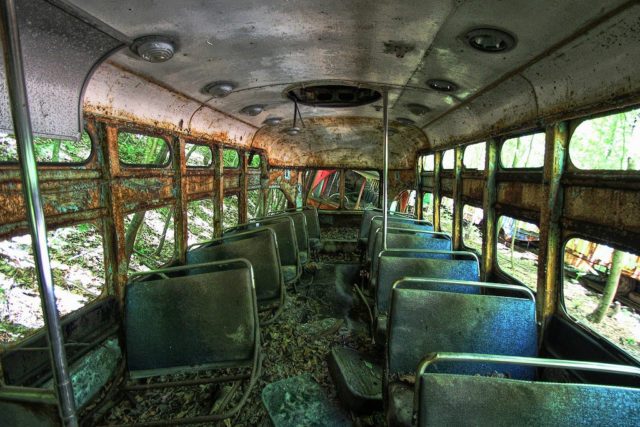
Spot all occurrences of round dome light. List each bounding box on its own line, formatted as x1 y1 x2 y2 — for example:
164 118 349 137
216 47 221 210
396 117 415 126
427 79 458 92
263 117 283 126
240 104 265 116
202 81 236 98
131 36 176 63
406 103 431 116
286 126 301 136
465 28 516 53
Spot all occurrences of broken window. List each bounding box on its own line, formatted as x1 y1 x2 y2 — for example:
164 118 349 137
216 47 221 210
501 132 545 169
462 204 483 253
125 206 175 271
463 142 486 170
496 215 539 291
185 142 212 167
187 199 215 246
0 132 92 164
223 149 239 168
223 195 239 229
118 132 171 166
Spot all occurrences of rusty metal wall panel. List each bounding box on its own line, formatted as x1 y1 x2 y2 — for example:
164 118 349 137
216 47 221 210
497 182 543 214
185 174 214 198
563 186 640 234
462 178 484 204
115 177 174 213
223 174 240 191
440 177 454 196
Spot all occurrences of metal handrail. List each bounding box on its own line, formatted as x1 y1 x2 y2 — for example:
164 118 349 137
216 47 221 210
376 226 451 240
392 277 536 302
378 248 480 266
187 226 274 251
128 258 254 283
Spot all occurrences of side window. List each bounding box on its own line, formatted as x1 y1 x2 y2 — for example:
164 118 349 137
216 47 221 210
422 192 433 222
463 142 486 170
500 132 545 168
462 204 483 253
0 132 92 163
125 206 175 271
345 170 379 210
570 107 640 170
223 195 239 228
563 239 639 360
441 150 454 170
0 223 104 343
247 189 262 220
248 152 261 168
307 169 341 210
496 215 539 291
420 154 434 172
187 199 215 246
439 196 453 233
223 149 239 168
118 132 171 166
267 188 288 214
185 142 212 167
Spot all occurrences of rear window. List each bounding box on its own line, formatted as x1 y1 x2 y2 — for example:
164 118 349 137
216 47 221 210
496 215 539 291
563 238 640 360
500 133 545 168
570 107 640 170
0 132 92 164
345 170 379 210
185 143 212 167
118 132 170 166
464 142 485 170
307 169 341 210
223 149 239 168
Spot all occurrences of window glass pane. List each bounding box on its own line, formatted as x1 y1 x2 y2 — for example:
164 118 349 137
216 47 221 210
464 142 486 170
0 223 104 343
421 154 434 172
501 133 545 168
422 192 433 222
570 108 640 170
442 150 454 170
496 215 539 290
187 199 214 246
185 143 212 167
463 205 483 252
223 149 239 168
563 239 640 360
390 190 416 215
307 169 341 210
0 132 92 163
248 153 261 168
247 189 262 219
125 206 174 272
345 170 379 210
440 197 453 233
223 195 239 229
118 132 170 166
267 188 288 214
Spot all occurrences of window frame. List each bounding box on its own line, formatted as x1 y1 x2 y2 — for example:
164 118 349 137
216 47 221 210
461 203 484 254
184 141 213 168
0 130 95 166
441 149 455 170
462 141 486 171
222 148 240 169
498 130 546 171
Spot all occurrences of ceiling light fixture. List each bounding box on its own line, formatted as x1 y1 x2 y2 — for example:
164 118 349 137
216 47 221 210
240 104 265 116
263 117 283 126
202 81 236 98
465 28 516 53
396 117 415 126
426 79 458 92
406 103 430 116
131 35 176 63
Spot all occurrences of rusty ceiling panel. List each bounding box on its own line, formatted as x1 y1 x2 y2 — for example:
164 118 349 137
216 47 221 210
251 116 427 169
83 63 257 147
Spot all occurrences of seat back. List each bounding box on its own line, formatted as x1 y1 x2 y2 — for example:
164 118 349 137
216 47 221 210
358 209 413 244
303 206 321 240
388 284 537 381
269 212 309 253
369 228 451 281
125 259 258 378
186 228 282 304
376 251 480 314
416 355 640 427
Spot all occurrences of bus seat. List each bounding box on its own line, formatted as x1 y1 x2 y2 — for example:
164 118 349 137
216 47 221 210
386 286 537 427
415 354 640 427
302 206 322 253
365 217 432 261
124 259 261 422
187 228 284 322
368 229 451 290
226 216 300 285
268 212 310 265
358 208 384 246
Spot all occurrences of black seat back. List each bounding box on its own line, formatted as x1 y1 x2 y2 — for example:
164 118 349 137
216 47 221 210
376 250 480 314
125 259 258 378
186 228 283 305
302 206 321 241
388 283 537 382
269 212 309 253
416 355 640 427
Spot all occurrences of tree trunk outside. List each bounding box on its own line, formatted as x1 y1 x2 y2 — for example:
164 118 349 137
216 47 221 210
589 249 627 323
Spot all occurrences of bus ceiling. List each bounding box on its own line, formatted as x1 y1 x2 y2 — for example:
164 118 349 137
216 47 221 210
1 0 640 168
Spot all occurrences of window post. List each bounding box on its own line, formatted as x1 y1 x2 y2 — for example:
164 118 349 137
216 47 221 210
452 146 464 250
433 151 442 231
173 136 187 263
482 138 498 281
212 145 223 237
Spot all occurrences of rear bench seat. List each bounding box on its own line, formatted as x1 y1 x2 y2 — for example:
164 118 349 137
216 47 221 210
415 353 640 427
386 280 537 427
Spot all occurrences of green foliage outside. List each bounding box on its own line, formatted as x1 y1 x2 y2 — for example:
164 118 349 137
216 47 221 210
0 132 92 163
570 108 639 170
125 206 175 271
463 142 486 170
247 189 262 219
223 149 239 168
501 132 545 168
118 132 170 165
248 153 261 168
223 195 239 229
187 199 215 245
185 143 212 167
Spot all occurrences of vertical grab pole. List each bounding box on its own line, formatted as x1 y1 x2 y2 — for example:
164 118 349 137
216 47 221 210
382 89 389 250
0 1 78 426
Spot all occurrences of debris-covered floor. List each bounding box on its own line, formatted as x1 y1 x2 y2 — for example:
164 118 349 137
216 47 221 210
99 262 384 426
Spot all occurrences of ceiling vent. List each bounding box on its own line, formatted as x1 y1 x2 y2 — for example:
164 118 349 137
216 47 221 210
287 84 381 108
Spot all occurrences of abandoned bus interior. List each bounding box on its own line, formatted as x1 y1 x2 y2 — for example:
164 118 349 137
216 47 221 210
1 0 640 426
